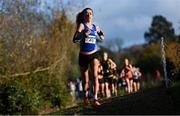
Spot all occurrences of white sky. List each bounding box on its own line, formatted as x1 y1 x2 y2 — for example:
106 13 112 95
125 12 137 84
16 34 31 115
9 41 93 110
84 0 180 48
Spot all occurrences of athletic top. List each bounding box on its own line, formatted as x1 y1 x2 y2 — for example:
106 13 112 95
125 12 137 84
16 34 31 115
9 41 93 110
124 65 132 78
101 59 114 77
80 22 98 52
132 71 139 79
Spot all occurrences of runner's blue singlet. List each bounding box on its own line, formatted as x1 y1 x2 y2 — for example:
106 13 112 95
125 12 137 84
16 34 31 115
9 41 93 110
80 23 98 52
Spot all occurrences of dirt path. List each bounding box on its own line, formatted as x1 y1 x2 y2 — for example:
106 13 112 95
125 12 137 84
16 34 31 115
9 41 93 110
54 87 178 115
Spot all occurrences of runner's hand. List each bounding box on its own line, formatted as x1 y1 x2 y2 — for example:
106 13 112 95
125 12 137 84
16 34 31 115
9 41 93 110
84 29 91 37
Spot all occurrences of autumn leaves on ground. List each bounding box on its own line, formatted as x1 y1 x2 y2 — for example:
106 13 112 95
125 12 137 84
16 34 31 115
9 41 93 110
0 0 180 115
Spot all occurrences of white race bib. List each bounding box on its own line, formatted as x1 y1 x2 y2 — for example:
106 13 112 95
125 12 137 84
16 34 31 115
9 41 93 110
85 35 96 44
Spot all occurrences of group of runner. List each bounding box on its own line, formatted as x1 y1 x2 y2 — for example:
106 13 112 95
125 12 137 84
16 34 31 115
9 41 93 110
120 59 142 93
97 52 142 99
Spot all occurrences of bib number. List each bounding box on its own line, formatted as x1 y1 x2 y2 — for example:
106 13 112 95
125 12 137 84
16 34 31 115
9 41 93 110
85 35 96 44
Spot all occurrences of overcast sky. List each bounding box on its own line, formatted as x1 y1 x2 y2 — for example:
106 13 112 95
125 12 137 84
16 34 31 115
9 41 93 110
83 0 180 48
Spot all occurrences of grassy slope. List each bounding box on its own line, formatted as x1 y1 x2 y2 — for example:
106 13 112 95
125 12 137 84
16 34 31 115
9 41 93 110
50 81 180 115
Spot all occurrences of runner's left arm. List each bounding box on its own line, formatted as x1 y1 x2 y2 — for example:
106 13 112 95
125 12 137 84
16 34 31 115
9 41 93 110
96 25 105 40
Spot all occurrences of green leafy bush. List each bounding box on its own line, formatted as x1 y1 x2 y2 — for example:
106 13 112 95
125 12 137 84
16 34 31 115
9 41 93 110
0 72 72 115
0 80 41 115
28 72 71 109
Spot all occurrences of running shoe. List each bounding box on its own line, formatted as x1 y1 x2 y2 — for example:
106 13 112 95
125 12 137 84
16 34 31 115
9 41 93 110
94 99 101 106
83 97 90 105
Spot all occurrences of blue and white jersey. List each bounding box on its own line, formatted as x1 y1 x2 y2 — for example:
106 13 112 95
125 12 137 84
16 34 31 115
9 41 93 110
132 71 139 79
80 22 98 52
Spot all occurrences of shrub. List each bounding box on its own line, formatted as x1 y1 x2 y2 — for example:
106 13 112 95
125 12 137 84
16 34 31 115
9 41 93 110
0 80 41 115
28 72 71 109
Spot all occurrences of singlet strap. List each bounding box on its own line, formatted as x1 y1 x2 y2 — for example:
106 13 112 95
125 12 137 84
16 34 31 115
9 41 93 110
92 24 96 31
82 22 88 31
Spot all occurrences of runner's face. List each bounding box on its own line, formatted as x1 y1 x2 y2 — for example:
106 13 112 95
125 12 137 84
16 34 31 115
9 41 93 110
84 9 93 22
125 59 129 65
103 53 108 61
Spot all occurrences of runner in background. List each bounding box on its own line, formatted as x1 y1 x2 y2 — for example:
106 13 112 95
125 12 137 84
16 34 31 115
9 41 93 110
101 52 116 98
132 67 142 92
97 64 105 98
123 58 133 94
111 67 118 96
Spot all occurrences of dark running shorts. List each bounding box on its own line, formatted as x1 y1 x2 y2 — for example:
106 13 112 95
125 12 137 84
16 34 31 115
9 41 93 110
98 78 104 84
79 51 100 67
133 79 140 83
104 77 113 84
112 79 117 84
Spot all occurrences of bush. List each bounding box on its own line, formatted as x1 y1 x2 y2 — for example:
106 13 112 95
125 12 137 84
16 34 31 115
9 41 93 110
28 72 71 109
0 72 72 115
0 80 41 115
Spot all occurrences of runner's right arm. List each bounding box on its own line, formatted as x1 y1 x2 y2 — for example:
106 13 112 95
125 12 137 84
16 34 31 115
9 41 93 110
73 23 90 43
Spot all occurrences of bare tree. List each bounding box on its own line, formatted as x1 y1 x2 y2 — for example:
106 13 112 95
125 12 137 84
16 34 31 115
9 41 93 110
0 0 86 76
